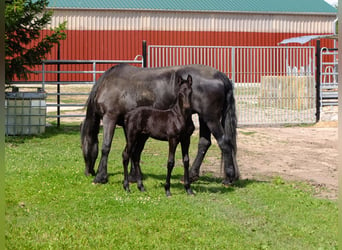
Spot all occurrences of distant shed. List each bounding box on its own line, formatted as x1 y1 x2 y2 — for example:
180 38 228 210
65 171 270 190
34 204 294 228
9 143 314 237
45 0 337 61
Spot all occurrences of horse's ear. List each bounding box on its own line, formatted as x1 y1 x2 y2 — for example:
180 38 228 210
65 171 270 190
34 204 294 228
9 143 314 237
187 75 192 86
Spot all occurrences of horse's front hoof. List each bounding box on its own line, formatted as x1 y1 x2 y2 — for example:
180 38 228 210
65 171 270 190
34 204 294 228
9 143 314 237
222 179 232 187
138 185 145 192
165 190 172 197
93 175 108 184
124 186 131 193
186 188 195 196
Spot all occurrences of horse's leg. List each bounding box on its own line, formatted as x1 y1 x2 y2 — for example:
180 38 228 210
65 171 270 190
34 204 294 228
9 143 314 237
128 159 139 183
131 135 148 192
205 119 238 185
189 117 212 182
93 114 116 184
165 139 178 197
180 134 194 195
122 144 131 192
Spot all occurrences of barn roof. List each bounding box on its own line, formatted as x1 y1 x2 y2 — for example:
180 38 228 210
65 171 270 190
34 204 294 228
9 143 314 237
48 0 337 15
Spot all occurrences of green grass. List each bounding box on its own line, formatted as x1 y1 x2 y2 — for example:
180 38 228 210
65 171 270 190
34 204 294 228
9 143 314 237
5 125 337 249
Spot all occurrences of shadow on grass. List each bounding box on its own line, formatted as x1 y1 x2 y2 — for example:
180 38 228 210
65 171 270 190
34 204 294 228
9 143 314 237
5 124 82 144
192 176 263 194
123 171 264 194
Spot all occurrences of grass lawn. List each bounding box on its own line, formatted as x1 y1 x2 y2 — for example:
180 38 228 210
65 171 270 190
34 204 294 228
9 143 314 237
5 125 337 249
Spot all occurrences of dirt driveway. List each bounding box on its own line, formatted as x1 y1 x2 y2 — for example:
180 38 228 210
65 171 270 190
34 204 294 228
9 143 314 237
201 121 338 200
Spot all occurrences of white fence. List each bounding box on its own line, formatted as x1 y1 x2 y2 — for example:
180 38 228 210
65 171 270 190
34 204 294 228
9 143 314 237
148 45 317 125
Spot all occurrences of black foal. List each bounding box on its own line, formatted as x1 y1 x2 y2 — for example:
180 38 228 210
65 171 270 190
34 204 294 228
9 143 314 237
122 75 194 196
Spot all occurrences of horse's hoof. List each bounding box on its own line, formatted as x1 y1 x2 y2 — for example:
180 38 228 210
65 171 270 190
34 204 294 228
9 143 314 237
165 191 172 197
222 179 232 187
138 186 145 192
186 189 195 196
93 175 108 184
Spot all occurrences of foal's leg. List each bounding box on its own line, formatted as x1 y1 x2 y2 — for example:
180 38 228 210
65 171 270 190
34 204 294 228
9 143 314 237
189 117 212 182
131 135 148 192
165 139 178 197
128 160 139 183
93 114 117 184
180 135 194 195
122 144 131 192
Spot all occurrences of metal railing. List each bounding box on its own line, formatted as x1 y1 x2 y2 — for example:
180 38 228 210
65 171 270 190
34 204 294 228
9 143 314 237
320 47 338 107
9 45 333 127
8 57 144 126
148 45 317 125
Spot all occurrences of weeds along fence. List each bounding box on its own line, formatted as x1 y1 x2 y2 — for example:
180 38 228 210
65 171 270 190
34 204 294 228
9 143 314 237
148 45 318 125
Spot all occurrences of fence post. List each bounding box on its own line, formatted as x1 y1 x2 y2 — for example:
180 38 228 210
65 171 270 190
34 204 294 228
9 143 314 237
57 43 61 127
315 40 321 122
231 47 235 84
142 40 147 68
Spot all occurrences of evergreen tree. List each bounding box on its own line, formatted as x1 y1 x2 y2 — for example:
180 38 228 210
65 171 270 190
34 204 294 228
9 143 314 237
5 0 66 85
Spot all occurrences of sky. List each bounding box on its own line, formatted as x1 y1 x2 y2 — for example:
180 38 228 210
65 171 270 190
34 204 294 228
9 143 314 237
324 0 338 6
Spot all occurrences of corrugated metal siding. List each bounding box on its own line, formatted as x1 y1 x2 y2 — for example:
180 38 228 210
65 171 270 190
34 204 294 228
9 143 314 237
41 30 335 60
48 0 337 14
24 29 334 82
50 10 336 34
22 9 336 82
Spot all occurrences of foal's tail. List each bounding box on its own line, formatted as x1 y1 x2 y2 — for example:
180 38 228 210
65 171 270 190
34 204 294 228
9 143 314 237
221 74 240 181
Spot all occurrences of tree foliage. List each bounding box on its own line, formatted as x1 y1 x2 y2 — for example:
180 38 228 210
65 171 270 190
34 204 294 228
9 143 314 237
5 0 66 84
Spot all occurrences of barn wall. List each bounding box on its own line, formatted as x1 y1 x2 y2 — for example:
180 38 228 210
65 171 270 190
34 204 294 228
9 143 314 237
43 29 336 61
46 8 336 60
49 9 335 34
23 9 336 81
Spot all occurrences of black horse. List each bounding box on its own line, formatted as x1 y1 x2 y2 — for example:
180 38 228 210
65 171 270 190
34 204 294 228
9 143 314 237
81 64 239 185
122 75 194 196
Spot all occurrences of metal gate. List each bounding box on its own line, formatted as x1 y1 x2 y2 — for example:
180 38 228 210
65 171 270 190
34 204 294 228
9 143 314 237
148 45 317 125
6 58 144 128
320 47 338 107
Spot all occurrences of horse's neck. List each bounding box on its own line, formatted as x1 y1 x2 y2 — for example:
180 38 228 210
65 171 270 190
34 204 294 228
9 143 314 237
171 99 189 121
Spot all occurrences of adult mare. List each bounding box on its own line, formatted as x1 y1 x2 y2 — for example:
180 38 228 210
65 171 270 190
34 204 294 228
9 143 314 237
81 64 239 185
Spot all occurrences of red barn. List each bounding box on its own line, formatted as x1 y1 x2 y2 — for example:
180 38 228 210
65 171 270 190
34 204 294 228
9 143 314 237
45 0 337 62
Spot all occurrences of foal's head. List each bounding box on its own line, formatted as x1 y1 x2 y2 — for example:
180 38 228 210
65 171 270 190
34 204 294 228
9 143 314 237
177 75 193 114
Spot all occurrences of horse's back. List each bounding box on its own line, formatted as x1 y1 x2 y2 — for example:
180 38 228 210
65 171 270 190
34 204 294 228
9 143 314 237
91 64 230 121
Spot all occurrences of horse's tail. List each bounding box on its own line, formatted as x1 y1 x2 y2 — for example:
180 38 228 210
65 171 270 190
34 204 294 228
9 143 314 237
80 78 101 176
221 73 240 181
